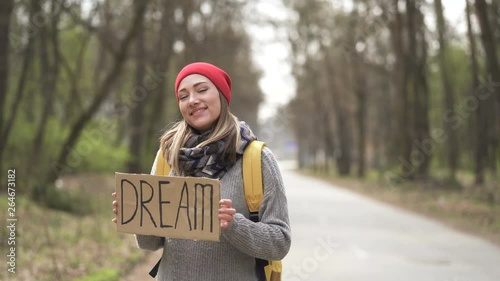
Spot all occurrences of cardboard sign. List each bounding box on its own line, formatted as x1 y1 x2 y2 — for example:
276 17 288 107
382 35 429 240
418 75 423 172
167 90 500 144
115 172 220 241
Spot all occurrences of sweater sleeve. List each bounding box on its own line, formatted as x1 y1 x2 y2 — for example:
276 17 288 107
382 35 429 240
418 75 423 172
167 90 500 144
222 147 291 260
135 148 165 251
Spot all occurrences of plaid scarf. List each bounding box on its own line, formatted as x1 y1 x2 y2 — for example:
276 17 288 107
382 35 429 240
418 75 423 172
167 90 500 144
178 121 257 179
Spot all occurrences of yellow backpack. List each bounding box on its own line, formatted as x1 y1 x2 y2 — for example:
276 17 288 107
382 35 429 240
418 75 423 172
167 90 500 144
151 140 282 281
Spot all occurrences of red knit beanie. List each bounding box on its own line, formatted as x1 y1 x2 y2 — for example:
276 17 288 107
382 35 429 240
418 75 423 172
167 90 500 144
175 62 232 105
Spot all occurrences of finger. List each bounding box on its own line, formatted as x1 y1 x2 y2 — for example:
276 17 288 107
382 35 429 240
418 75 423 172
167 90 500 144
218 208 236 215
112 218 117 223
112 200 118 207
112 192 116 198
219 199 232 208
220 221 229 229
113 208 117 214
218 214 234 221
219 198 231 204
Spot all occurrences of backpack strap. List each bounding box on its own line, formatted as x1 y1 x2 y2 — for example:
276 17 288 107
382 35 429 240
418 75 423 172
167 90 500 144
155 148 171 176
243 141 283 281
149 148 169 278
243 140 266 220
242 141 271 281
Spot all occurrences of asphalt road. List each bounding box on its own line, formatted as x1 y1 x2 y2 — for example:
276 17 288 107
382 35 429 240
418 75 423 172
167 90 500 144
280 166 500 281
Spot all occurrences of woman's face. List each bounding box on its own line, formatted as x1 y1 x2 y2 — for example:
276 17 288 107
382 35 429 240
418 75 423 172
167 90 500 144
177 74 222 132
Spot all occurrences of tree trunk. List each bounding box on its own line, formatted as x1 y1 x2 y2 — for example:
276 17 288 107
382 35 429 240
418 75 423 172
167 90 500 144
93 0 113 86
323 114 335 174
62 3 99 122
32 0 63 171
415 5 431 179
406 0 431 180
474 0 500 173
347 4 366 178
324 48 352 176
467 0 487 184
390 0 412 179
62 33 90 121
127 14 147 173
403 0 418 180
434 0 458 180
46 0 149 186
312 77 326 174
0 0 14 177
0 0 37 146
181 0 196 63
350 50 367 178
490 0 500 46
145 0 176 156
356 61 367 178
0 0 14 134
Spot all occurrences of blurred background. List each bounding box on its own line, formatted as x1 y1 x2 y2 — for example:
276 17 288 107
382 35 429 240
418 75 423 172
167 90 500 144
0 0 499 280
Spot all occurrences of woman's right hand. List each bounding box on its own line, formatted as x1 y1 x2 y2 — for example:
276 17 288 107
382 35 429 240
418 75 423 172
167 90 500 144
112 192 118 223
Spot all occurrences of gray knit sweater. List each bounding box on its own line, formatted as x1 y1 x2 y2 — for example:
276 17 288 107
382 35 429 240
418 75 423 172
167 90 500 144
135 147 291 281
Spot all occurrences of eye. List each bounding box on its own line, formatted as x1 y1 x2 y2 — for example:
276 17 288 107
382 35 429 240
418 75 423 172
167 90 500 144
198 88 208 93
179 94 188 100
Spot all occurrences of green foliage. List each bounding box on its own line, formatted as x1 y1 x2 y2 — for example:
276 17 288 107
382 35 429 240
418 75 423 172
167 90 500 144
71 120 130 174
427 43 477 169
72 269 120 281
3 114 129 175
38 185 94 216
4 116 57 171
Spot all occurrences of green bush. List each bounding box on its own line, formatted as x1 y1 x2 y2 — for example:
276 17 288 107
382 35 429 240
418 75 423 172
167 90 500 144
37 185 94 216
3 114 129 178
50 120 130 175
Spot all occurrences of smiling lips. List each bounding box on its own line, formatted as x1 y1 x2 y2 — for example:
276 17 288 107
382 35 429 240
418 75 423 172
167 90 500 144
190 107 207 116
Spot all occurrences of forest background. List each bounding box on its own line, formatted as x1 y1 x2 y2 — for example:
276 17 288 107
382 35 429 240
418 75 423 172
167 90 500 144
0 0 499 280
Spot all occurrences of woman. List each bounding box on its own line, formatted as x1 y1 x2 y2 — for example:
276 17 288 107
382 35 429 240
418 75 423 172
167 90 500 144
113 62 291 281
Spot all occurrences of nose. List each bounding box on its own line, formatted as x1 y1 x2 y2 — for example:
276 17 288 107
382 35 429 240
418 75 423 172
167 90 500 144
187 93 200 106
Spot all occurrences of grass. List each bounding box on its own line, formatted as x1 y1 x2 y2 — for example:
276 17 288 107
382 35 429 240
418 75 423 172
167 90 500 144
302 169 500 247
0 174 146 281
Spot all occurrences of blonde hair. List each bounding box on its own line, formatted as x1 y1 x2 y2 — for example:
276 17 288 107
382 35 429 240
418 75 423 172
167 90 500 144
160 93 241 176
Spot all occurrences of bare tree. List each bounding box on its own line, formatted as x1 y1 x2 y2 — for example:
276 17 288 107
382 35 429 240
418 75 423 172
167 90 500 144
127 1 148 173
0 0 14 177
61 32 91 121
434 0 459 180
32 0 64 171
348 2 367 177
47 0 150 186
474 0 500 173
0 0 14 131
406 0 431 179
324 47 352 175
389 0 413 177
180 0 196 63
0 0 36 173
467 0 490 185
144 0 178 157
93 0 113 86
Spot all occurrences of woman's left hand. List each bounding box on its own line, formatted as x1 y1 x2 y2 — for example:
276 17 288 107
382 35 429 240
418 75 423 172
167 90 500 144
219 199 236 229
